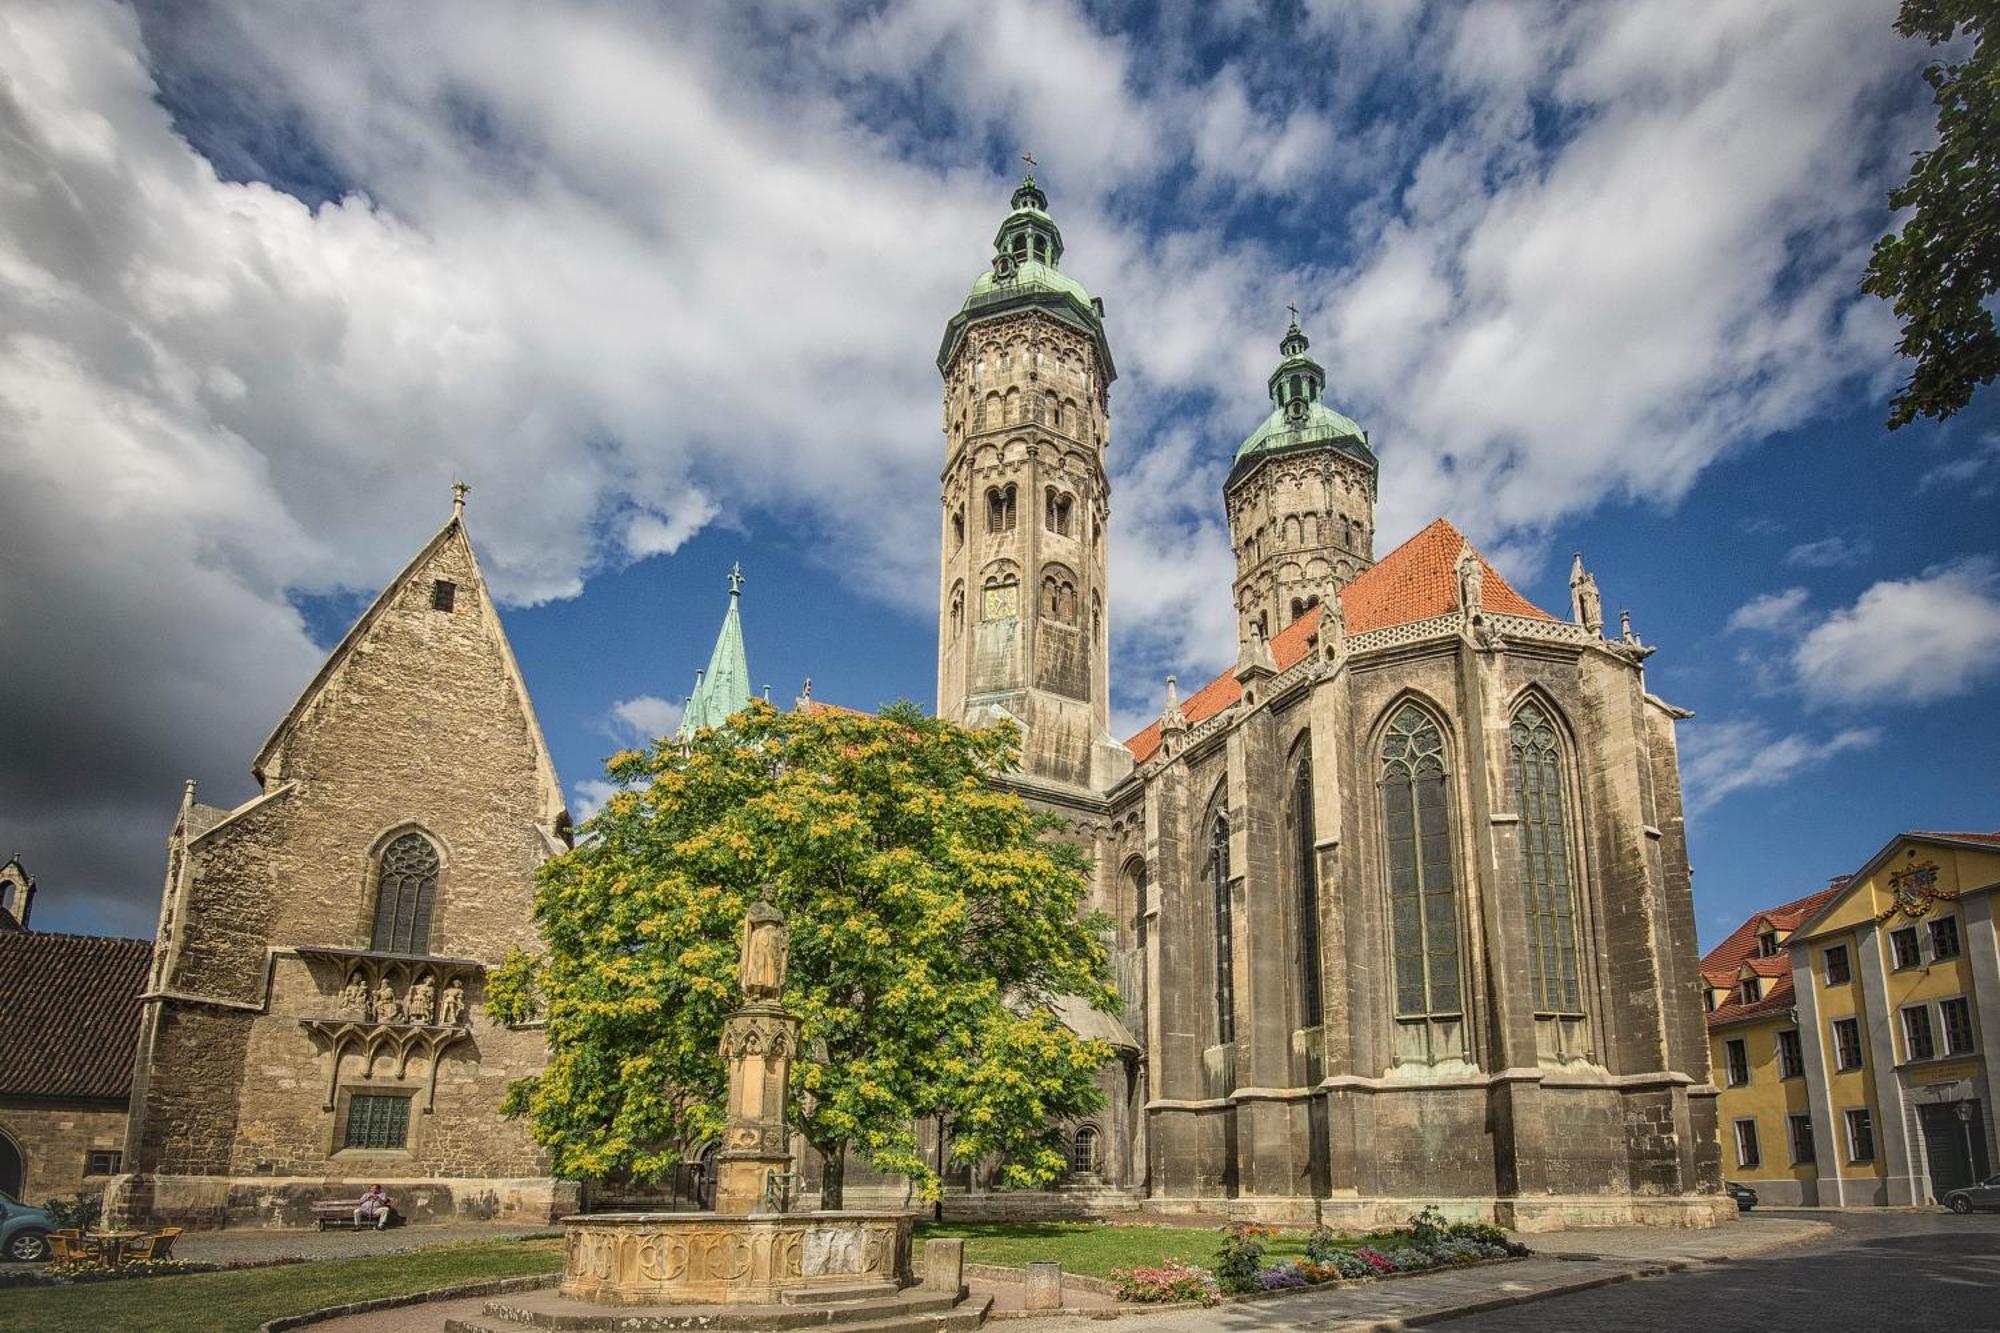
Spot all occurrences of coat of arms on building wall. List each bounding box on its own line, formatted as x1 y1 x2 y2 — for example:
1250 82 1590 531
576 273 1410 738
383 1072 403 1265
1878 858 1954 922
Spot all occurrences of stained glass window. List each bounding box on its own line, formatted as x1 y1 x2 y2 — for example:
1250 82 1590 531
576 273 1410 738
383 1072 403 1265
371 832 439 955
1210 807 1235 1045
1381 705 1460 1017
1291 755 1324 1026
1509 701 1582 1014
344 1093 411 1150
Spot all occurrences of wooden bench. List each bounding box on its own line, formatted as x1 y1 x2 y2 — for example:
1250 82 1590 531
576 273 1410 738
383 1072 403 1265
311 1198 398 1231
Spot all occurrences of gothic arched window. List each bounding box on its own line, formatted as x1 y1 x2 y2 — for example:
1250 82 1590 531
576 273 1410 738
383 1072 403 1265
1510 701 1582 1014
1380 705 1460 1017
371 831 440 955
1209 804 1236 1044
1126 859 1149 951
1290 751 1324 1026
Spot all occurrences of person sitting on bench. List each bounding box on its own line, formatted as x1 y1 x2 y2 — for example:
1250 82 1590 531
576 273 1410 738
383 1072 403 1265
352 1184 390 1231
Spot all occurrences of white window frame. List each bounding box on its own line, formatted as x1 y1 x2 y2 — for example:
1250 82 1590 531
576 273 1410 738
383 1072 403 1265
1890 925 1922 971
1832 1017 1864 1072
1724 1037 1750 1087
1823 944 1851 986
1788 1113 1816 1165
1929 914 1962 961
1941 994 1977 1056
1844 1107 1875 1163
1902 1002 1938 1063
1734 1117 1761 1169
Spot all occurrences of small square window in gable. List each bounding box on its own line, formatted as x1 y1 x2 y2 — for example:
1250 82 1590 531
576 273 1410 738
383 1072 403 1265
431 579 457 613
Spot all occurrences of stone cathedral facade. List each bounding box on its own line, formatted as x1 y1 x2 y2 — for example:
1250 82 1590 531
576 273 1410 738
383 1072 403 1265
929 176 1727 1228
107 173 1724 1230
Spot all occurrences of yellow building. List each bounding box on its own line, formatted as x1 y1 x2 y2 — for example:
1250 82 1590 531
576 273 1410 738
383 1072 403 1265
1708 831 2000 1207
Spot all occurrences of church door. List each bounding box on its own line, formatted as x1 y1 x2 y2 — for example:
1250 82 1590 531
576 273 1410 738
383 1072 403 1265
0 1131 23 1200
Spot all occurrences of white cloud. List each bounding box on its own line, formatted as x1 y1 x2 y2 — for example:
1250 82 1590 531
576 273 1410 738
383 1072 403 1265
570 779 618 821
1785 534 1874 569
1793 558 2000 706
1680 718 1880 815
1917 433 2000 496
607 694 684 745
1726 587 1809 634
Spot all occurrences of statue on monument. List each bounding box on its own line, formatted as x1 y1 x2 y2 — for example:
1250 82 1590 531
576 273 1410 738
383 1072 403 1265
739 899 789 1001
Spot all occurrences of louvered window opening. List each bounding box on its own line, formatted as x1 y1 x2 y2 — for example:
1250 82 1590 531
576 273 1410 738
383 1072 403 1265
1510 702 1583 1014
1382 706 1460 1017
371 832 439 955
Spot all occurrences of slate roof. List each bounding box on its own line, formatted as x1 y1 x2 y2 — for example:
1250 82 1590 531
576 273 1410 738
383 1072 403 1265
1699 881 1848 1030
0 930 152 1101
1124 518 1555 763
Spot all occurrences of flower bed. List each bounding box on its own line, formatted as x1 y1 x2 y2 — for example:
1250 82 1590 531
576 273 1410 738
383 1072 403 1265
1109 1207 1527 1306
0 1255 307 1290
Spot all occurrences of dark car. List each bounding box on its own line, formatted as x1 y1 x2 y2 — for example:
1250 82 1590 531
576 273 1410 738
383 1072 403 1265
0 1192 55 1262
1941 1173 2000 1213
1724 1180 1758 1211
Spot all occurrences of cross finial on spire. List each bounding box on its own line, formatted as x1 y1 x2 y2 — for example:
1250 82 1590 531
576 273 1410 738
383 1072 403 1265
1021 151 1036 174
452 479 470 518
1286 302 1300 326
727 561 744 597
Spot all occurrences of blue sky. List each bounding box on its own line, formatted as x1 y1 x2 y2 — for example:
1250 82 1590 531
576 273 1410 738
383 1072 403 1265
1 0 1995 948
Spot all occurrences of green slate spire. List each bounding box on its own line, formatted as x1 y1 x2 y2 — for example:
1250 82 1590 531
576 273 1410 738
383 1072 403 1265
676 563 754 740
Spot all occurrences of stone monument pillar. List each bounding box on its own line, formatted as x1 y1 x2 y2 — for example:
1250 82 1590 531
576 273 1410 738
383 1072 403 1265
712 899 800 1215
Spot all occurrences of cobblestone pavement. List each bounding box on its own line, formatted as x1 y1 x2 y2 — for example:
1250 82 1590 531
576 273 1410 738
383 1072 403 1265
1431 1209 2000 1331
171 1222 554 1265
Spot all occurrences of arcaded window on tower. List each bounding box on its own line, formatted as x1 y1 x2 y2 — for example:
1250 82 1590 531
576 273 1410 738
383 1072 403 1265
986 484 1016 533
1041 568 1077 624
951 509 965 550
1209 804 1236 1045
1045 488 1074 536
1380 705 1461 1018
1509 701 1583 1014
948 582 964 640
371 831 440 955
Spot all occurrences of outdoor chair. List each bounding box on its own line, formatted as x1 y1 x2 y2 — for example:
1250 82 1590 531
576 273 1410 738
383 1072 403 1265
147 1227 183 1260
48 1230 83 1263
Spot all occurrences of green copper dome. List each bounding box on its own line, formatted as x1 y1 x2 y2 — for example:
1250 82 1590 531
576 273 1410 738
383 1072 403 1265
1230 320 1373 480
938 171 1116 382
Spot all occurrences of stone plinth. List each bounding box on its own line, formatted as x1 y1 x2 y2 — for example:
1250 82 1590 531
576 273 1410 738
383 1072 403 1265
559 1209 915 1306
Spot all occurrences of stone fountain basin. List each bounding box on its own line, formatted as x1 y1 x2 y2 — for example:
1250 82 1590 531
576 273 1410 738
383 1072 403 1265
560 1210 916 1306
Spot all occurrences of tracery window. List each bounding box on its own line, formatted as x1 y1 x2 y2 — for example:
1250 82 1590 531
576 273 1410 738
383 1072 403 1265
1509 701 1582 1013
1380 705 1460 1017
371 831 439 955
1290 753 1324 1026
1209 805 1236 1045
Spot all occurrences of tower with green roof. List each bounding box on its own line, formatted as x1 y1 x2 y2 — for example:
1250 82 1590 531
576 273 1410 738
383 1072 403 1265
676 563 754 740
934 169 1128 791
1224 318 1378 643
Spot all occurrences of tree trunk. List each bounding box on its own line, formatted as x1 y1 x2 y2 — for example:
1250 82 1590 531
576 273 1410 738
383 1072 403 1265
821 1139 847 1211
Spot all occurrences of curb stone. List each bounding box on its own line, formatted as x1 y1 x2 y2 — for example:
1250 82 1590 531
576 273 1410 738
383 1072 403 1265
255 1271 558 1332
1309 1261 1688 1332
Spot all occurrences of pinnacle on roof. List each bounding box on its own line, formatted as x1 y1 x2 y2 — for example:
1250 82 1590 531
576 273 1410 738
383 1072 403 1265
676 563 755 740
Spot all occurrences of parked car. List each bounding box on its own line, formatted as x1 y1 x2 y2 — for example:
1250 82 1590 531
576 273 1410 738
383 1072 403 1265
1724 1180 1759 1212
0 1192 54 1262
1941 1173 2000 1213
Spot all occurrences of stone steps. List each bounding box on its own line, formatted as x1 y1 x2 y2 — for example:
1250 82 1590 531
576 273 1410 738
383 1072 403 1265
446 1289 990 1332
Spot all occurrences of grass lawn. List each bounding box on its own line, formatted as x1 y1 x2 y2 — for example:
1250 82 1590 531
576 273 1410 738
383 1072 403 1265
0 1236 562 1333
915 1221 1402 1279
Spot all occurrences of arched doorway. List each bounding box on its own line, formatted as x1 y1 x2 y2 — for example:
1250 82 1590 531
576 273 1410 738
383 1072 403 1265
0 1129 24 1200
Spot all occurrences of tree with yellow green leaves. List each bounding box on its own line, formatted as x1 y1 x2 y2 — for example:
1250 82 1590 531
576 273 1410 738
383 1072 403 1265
488 700 1117 1208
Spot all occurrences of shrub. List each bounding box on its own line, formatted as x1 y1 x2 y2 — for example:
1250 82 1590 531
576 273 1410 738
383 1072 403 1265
1214 1222 1281 1294
39 1191 102 1232
1111 1258 1221 1306
1405 1204 1449 1248
1303 1225 1344 1264
1327 1249 1375 1279
1444 1219 1509 1247
1385 1245 1437 1271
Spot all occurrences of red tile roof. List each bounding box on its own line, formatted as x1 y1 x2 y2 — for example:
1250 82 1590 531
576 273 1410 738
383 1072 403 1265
1700 881 1849 1030
1123 518 1555 763
0 930 152 1101
1914 831 2000 846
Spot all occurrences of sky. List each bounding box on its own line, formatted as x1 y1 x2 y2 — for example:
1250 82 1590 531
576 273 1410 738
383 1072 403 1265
1 0 1996 949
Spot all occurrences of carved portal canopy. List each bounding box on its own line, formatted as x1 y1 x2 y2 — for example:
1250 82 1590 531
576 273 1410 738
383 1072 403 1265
739 899 789 1001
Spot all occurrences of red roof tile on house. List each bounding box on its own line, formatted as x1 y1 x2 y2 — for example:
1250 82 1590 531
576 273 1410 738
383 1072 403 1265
1914 831 2000 846
0 930 152 1101
1700 881 1849 1030
1123 518 1556 763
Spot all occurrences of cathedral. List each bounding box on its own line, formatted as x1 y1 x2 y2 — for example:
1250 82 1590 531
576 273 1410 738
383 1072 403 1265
108 174 1726 1231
